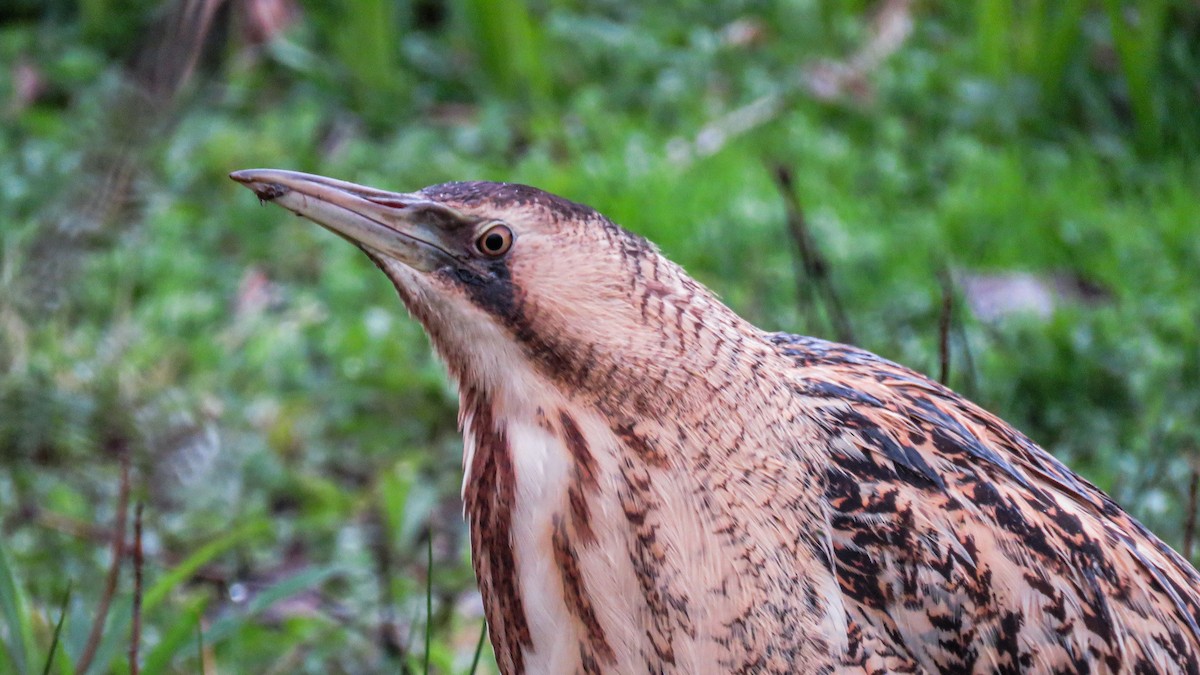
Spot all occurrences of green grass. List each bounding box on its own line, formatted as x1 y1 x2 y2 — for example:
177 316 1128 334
1 1 1198 672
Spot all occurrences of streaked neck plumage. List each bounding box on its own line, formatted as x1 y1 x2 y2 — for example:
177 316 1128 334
378 247 843 673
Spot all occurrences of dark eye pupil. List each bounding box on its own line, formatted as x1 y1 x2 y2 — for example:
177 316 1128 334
484 232 505 251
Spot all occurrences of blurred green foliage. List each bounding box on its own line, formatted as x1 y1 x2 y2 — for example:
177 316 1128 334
1 0 1198 672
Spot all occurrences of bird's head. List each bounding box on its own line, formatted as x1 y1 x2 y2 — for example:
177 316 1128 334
230 170 745 413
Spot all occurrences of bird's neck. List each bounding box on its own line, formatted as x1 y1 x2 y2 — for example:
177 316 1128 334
509 266 785 425
453 304 842 672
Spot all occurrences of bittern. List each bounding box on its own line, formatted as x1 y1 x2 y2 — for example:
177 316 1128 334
231 169 1200 674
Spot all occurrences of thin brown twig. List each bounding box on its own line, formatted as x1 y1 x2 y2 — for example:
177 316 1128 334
76 455 131 674
669 0 915 166
804 0 914 104
768 162 855 343
129 502 145 675
198 618 218 675
938 270 953 385
370 503 405 661
30 509 114 544
771 163 821 321
952 304 979 398
1184 463 1199 561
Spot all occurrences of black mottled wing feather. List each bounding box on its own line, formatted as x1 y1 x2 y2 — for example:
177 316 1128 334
770 332 1200 674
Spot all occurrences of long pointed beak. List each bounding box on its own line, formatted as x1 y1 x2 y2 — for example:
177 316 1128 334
229 169 466 272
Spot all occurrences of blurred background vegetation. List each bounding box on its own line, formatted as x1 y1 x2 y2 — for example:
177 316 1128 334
1 0 1198 672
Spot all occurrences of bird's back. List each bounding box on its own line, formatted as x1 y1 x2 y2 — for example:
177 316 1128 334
771 333 1200 673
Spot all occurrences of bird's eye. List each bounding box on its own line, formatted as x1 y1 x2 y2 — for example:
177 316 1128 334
475 224 513 257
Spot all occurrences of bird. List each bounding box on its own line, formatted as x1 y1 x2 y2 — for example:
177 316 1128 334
231 168 1200 674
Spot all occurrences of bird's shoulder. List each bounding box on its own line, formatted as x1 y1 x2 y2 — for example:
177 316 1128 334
767 331 1200 673
769 331 1085 495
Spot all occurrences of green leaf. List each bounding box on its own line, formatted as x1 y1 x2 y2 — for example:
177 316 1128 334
145 519 272 614
1102 0 1169 152
41 582 72 675
141 594 208 675
458 0 551 106
204 565 344 645
86 519 271 674
0 537 38 675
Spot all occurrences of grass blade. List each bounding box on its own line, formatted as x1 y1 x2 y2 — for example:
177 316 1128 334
329 0 408 126
0 536 38 674
203 565 343 645
458 0 551 105
145 518 270 613
89 518 271 673
41 582 72 675
468 619 487 675
1103 0 1169 151
424 531 433 674
975 0 1012 77
141 595 209 674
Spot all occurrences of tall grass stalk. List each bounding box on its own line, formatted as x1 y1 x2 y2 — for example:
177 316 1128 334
331 0 410 127
41 582 72 675
1102 0 1170 153
0 537 38 674
457 0 552 107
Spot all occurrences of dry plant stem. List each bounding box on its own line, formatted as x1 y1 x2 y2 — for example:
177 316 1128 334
770 162 818 329
76 456 131 674
424 530 433 674
938 270 953 385
130 502 144 675
370 504 404 660
769 162 855 343
198 620 218 675
773 169 817 330
1185 465 1199 560
952 305 979 398
32 510 114 544
672 0 915 165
